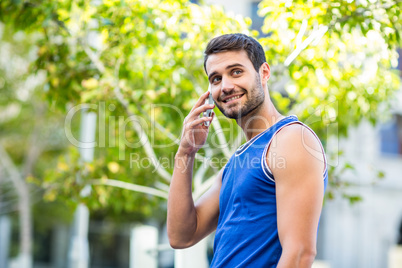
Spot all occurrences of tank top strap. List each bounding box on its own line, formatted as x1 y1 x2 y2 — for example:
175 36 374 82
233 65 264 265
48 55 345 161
235 115 299 156
261 118 328 182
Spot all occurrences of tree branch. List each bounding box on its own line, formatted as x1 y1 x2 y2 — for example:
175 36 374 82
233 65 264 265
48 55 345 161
194 148 215 190
80 39 106 73
210 118 231 158
231 131 245 154
112 59 172 183
22 102 45 178
0 144 32 262
193 174 216 200
136 104 180 146
90 178 168 199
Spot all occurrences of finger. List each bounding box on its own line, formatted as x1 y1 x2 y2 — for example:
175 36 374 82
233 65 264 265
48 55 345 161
204 111 215 127
185 103 214 122
189 116 213 128
192 103 215 117
190 91 211 113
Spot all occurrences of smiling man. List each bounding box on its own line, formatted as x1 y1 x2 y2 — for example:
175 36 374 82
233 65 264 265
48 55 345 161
167 33 328 267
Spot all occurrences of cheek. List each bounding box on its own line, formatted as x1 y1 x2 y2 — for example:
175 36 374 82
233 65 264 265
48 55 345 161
239 76 254 88
211 88 220 101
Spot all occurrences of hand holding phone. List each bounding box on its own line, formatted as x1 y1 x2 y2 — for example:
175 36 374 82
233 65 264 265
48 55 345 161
203 84 213 126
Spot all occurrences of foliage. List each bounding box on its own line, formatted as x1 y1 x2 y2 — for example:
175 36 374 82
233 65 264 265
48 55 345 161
0 21 69 216
258 0 401 200
259 0 401 136
0 0 401 219
0 0 252 221
0 19 73 265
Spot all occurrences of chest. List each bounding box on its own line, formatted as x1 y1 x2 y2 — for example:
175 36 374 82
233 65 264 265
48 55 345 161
219 152 277 217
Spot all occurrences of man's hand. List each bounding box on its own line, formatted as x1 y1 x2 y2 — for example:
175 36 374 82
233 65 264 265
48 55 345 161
177 91 214 156
167 91 220 249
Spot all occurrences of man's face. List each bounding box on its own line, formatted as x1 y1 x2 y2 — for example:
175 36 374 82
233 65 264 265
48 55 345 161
205 50 265 119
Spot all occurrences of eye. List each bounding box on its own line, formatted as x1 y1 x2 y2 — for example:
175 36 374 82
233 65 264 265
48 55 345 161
232 69 242 75
212 76 221 84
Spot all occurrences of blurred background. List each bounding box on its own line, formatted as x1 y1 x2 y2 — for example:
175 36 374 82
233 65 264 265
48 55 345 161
0 0 401 267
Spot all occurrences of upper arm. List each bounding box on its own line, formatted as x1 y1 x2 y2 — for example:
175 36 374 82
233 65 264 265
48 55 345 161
189 168 222 245
268 124 325 253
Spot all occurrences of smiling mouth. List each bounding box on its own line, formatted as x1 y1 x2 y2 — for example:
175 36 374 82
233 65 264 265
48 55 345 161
223 94 245 103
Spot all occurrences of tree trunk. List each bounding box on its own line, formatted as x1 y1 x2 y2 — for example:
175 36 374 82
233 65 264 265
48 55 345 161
0 145 33 268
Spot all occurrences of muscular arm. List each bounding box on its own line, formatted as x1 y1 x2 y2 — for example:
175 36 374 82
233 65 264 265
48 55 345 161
268 124 325 267
167 162 221 248
166 90 221 249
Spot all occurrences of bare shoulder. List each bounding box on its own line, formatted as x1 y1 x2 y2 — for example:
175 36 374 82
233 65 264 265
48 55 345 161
273 124 326 260
267 123 325 177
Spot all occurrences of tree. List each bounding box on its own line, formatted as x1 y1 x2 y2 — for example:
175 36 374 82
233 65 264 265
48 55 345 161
0 23 70 268
258 0 401 200
0 0 400 254
0 0 252 222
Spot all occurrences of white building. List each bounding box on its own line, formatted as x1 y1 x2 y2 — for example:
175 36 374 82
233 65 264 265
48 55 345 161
317 110 402 268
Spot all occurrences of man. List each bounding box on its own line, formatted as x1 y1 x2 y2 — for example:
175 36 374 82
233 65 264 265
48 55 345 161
167 33 328 267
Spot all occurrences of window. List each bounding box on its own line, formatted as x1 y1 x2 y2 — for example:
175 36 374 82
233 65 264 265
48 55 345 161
380 114 402 155
399 217 402 245
250 1 269 37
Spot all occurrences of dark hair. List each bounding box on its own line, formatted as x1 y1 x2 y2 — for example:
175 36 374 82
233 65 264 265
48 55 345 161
204 33 266 74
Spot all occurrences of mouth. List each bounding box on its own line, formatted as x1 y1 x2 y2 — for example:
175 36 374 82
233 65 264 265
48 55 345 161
222 93 245 104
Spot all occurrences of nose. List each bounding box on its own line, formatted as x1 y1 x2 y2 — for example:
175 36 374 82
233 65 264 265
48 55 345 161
221 77 235 94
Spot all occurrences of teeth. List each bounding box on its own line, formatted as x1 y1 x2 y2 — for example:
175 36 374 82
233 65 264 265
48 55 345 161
226 95 241 102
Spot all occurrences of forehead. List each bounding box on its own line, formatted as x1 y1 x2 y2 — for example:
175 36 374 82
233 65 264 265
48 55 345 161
205 50 253 75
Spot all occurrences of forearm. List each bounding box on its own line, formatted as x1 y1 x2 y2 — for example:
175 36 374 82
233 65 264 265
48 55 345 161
167 152 198 248
277 247 316 268
166 90 215 248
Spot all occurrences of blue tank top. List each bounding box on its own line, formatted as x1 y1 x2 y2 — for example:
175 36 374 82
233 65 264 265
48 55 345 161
210 115 328 267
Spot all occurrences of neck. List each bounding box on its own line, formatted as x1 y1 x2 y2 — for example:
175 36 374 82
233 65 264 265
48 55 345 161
236 97 284 141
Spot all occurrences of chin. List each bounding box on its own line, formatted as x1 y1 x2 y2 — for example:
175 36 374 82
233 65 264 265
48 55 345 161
225 111 245 120
221 107 242 119
226 114 241 120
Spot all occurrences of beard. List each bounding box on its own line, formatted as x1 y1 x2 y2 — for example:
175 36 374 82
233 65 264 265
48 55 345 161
215 74 265 119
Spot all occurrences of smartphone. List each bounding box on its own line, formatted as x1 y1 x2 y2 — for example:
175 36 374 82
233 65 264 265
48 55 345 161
203 84 213 126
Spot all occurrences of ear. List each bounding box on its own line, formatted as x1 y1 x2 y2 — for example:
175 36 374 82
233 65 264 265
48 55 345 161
259 62 271 83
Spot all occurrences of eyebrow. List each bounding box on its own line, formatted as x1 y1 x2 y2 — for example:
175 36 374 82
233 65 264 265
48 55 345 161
208 63 246 81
